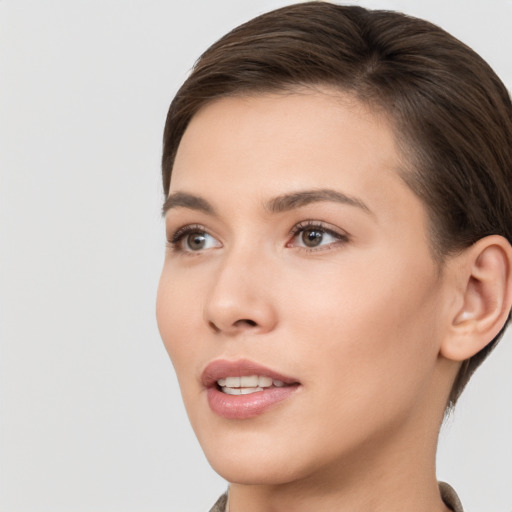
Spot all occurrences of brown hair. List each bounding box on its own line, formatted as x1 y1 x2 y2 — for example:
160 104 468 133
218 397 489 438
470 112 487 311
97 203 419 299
161 2 512 407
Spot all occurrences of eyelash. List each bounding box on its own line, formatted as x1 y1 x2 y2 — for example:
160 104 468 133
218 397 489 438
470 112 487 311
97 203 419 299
287 221 349 251
166 224 211 253
166 221 350 254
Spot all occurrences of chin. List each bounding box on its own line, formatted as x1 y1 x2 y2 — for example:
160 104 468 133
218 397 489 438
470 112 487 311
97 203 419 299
208 455 301 486
195 428 303 485
201 432 335 489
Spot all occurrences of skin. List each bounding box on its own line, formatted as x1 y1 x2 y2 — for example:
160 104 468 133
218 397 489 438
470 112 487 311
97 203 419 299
156 90 461 512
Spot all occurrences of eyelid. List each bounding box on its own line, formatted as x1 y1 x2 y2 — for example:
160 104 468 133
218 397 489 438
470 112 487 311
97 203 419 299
167 223 204 244
287 220 350 250
165 220 349 254
166 223 222 253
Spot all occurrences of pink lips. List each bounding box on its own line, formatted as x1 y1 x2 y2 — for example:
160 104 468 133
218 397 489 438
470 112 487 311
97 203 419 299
202 359 300 420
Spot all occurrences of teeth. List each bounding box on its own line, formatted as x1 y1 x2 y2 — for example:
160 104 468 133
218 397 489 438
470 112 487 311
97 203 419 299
225 376 240 387
223 387 264 395
258 376 273 387
217 374 288 393
240 375 258 387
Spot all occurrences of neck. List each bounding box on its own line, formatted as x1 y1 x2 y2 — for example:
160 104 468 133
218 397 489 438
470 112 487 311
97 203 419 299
227 386 452 512
227 442 450 512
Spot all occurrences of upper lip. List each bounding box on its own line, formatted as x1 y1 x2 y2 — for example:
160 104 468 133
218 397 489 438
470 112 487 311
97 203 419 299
201 359 299 388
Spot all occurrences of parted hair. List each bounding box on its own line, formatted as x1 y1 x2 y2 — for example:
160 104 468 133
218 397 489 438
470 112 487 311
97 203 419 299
162 2 512 407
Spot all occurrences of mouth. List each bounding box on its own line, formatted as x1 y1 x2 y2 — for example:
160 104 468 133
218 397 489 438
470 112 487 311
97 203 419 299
217 375 287 395
201 359 301 419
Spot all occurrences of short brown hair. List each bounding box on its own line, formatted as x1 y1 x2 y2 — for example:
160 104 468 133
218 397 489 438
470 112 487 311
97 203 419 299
161 2 512 407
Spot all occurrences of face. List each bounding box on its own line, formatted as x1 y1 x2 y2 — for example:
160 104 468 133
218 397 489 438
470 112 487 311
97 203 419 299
157 90 452 486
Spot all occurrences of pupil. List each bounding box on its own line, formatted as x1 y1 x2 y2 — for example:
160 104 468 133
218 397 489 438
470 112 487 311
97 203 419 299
302 229 323 247
187 232 206 250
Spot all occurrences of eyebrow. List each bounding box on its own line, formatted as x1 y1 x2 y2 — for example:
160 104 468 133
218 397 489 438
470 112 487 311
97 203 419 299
162 188 372 217
162 192 216 217
265 188 372 215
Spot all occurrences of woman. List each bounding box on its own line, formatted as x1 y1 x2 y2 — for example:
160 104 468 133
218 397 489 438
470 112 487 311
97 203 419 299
156 3 512 511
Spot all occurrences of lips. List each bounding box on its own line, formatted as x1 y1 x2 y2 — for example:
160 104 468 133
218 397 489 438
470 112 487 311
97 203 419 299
202 359 298 387
202 359 300 419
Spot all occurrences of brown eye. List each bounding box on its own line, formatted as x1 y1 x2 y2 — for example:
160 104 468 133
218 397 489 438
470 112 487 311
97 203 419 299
169 225 222 253
186 232 207 250
301 229 323 247
288 222 348 250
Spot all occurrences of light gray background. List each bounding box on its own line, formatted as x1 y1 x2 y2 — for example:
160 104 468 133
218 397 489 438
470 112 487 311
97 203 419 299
1 1 511 511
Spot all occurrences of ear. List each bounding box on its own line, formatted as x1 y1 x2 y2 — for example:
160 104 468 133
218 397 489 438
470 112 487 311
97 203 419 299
440 235 512 362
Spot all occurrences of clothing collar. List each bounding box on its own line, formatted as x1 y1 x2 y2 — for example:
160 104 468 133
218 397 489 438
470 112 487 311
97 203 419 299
209 482 464 512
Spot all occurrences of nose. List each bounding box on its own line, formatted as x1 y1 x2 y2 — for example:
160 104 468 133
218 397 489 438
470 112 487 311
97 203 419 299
203 247 278 336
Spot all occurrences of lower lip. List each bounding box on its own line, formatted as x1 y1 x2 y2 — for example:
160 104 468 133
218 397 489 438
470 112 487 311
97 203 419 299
206 385 300 419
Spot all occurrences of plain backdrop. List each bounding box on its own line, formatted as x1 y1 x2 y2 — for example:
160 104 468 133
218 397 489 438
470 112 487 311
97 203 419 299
1 1 511 511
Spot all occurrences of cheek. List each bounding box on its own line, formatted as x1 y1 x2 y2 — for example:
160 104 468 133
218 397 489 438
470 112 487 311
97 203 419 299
156 268 202 375
278 251 442 396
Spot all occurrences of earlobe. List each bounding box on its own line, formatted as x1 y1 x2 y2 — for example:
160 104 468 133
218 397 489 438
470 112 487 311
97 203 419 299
441 235 512 362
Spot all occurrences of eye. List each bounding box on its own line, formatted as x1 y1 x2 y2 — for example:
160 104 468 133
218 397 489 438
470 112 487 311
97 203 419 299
288 221 348 250
168 225 222 253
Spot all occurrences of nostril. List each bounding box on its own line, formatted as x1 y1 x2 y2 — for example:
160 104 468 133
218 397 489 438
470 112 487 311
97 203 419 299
207 318 258 333
208 321 221 333
235 319 258 327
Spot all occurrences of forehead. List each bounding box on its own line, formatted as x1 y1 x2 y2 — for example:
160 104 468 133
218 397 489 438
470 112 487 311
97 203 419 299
176 91 396 175
171 90 412 215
